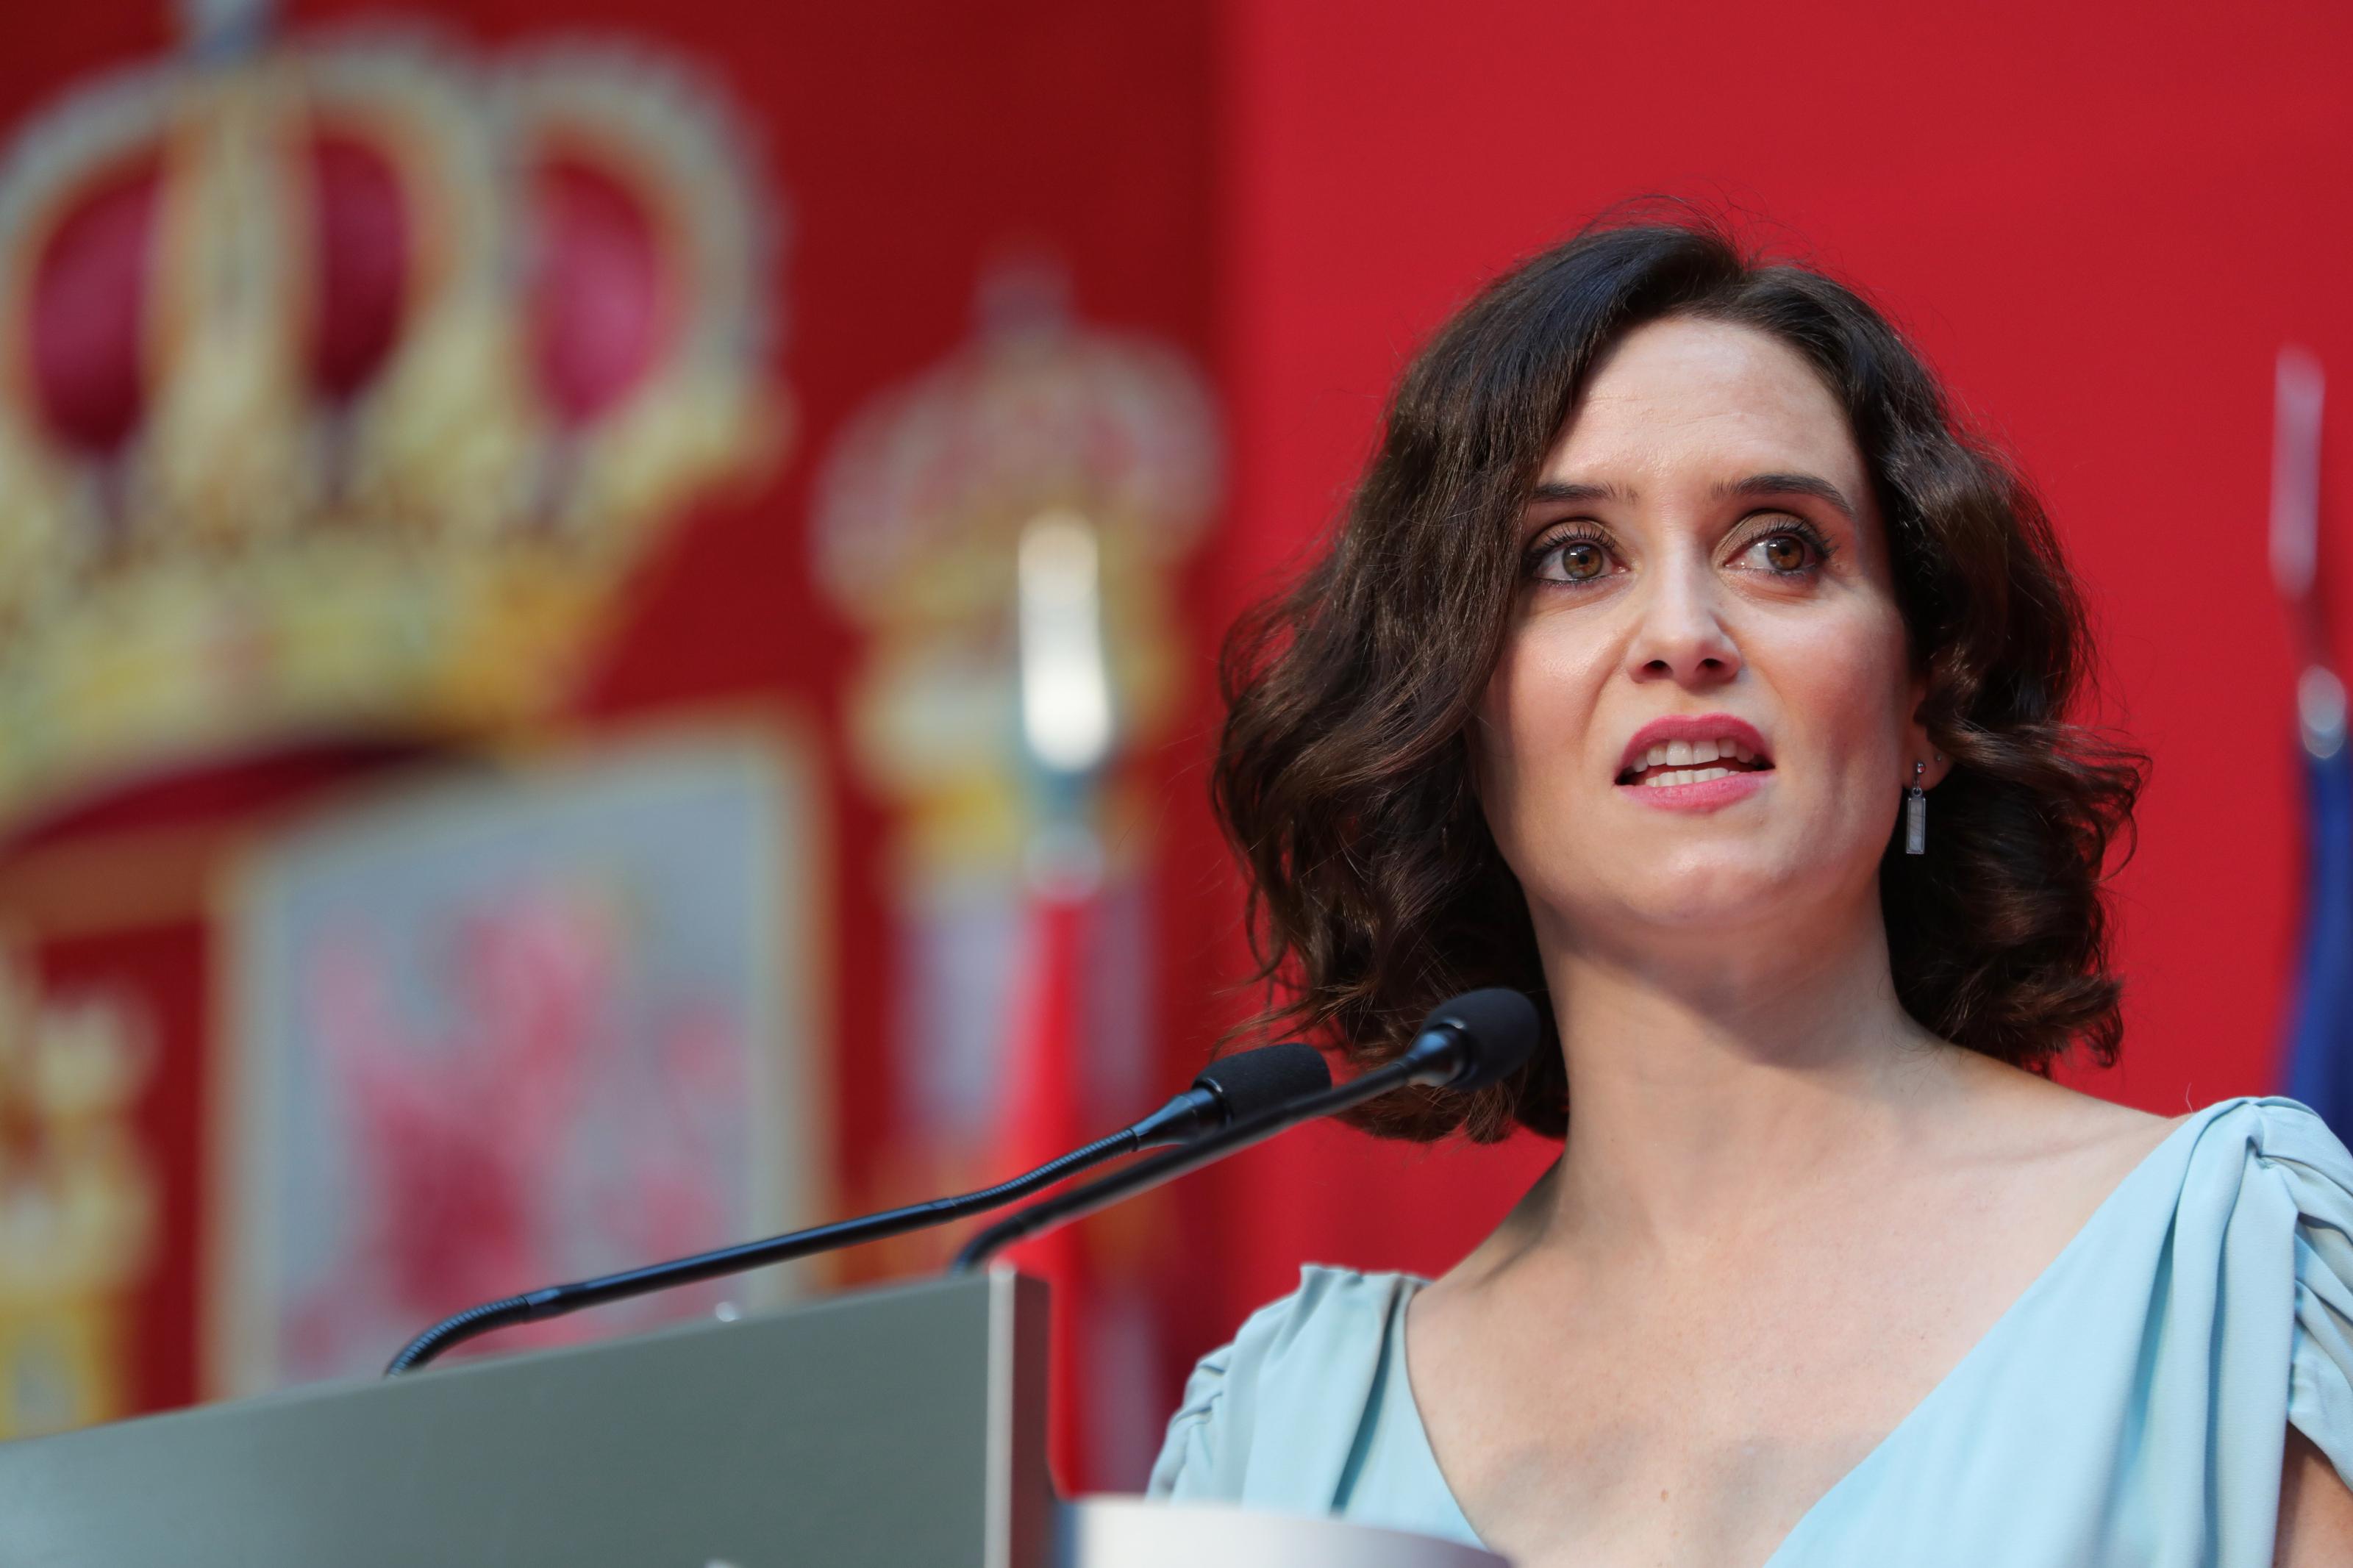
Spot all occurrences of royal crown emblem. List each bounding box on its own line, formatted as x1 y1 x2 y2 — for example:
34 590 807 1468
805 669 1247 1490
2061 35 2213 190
0 0 781 824
813 259 1220 874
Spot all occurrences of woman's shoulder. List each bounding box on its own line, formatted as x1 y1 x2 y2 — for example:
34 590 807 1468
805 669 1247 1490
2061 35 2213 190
1955 1075 2345 1253
2042 1095 2353 1508
2085 1092 2351 1272
1146 1264 1428 1504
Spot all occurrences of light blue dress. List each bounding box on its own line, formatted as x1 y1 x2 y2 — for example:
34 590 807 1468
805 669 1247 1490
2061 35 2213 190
1148 1095 2353 1565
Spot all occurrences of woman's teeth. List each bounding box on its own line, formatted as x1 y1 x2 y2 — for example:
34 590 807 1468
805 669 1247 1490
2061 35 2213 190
1645 737 1753 767
1623 736 1766 786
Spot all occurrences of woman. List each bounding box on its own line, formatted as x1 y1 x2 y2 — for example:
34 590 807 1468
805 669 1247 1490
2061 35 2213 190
1149 218 2353 1566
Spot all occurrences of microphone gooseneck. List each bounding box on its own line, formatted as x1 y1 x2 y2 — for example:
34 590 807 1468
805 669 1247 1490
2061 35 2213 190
949 987 1540 1272
385 1039 1328 1375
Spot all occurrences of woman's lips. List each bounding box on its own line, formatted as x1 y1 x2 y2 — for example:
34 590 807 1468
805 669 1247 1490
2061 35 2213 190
1615 770 1769 812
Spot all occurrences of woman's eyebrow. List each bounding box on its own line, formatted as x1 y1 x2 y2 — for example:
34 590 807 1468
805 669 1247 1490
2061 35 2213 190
1714 472 1859 523
1525 479 1631 506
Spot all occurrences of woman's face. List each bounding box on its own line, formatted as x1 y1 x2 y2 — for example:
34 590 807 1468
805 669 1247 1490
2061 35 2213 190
1473 315 1935 952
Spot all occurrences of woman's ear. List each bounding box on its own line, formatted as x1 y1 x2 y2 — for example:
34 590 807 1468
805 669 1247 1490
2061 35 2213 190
1907 655 1953 790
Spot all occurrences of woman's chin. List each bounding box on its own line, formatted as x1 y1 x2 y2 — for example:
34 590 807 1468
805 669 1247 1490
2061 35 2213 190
1558 859 1816 935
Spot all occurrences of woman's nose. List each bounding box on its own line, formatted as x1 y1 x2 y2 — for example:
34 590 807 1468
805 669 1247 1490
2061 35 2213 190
1624 553 1742 687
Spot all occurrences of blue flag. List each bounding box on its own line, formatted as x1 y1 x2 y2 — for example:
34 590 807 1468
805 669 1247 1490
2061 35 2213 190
2286 687 2353 1135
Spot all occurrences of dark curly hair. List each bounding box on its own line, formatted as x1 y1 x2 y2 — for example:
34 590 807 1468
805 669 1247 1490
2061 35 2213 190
1213 214 2147 1144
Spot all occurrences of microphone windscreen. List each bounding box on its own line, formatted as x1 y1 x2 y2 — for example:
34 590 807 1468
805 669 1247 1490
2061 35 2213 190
1418 988 1541 1090
1193 1040 1331 1119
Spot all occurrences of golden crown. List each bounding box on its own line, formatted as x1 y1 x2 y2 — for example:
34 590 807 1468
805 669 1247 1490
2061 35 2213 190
0 3 782 824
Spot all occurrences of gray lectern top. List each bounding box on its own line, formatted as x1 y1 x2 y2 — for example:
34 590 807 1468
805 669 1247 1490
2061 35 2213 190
0 1270 1499 1567
0 1271 1051 1568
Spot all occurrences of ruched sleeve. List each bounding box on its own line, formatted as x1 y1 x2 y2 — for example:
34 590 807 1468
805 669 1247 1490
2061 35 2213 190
2265 1103 2353 1486
1144 1300 1262 1501
1145 1266 1416 1507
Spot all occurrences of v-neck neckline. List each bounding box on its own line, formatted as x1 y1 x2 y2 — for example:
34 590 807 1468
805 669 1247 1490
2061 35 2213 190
1390 1097 2241 1565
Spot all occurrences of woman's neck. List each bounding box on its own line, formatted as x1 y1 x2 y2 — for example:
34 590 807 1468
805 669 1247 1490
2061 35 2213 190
1521 891 1982 1264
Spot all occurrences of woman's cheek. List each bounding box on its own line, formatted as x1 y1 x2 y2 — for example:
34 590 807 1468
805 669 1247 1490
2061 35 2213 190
1475 687 1565 879
1764 615 1911 777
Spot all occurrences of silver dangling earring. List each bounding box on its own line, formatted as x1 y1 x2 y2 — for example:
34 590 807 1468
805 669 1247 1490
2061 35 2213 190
1904 759 1928 855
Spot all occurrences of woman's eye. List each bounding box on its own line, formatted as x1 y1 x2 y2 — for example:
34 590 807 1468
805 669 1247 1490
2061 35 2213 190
1557 540 1608 581
1534 535 1612 583
1740 529 1820 575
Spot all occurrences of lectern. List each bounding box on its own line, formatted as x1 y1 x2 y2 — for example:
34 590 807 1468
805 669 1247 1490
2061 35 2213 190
0 1272 1501 1567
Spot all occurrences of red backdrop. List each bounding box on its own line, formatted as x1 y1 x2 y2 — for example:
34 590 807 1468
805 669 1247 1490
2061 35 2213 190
1187 0 2353 1356
1 0 2347 1483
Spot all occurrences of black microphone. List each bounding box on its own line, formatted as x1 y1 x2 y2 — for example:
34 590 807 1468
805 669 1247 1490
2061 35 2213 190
950 987 1541 1272
385 1039 1329 1374
1129 1037 1333 1149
